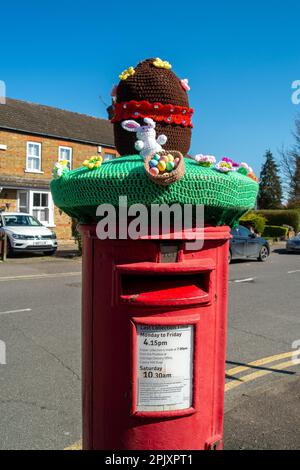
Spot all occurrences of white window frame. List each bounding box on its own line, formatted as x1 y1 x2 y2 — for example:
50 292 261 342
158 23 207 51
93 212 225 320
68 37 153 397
26 142 42 173
103 152 116 162
17 190 29 213
17 189 55 227
58 146 72 170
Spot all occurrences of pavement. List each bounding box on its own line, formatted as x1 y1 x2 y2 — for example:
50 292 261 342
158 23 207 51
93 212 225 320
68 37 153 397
224 375 300 450
223 242 300 449
0 257 82 450
0 242 299 450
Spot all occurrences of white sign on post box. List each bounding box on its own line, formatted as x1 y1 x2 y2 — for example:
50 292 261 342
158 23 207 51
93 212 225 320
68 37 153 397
136 324 194 412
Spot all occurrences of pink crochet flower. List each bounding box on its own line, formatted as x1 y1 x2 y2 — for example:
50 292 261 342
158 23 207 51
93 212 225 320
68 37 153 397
180 79 190 91
194 154 216 166
222 156 239 168
215 160 234 173
240 162 253 173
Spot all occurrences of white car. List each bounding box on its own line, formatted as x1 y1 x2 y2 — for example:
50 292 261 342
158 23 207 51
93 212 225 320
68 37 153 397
0 212 57 256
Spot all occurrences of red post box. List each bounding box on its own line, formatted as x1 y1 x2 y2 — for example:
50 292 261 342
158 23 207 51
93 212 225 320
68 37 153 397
79 224 230 450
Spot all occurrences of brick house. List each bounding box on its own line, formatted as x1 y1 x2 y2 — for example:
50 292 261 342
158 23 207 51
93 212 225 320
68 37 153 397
0 98 116 240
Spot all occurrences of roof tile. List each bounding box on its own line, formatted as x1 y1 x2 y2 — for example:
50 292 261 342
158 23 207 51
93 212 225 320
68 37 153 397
0 98 114 146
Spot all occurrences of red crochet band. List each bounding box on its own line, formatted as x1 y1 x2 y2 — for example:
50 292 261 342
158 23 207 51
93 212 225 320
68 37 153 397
111 100 194 127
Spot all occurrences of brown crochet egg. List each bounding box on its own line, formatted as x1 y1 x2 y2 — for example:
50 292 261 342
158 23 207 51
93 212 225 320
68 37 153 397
112 58 192 156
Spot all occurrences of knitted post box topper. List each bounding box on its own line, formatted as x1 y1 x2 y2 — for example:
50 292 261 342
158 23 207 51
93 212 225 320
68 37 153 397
112 58 193 156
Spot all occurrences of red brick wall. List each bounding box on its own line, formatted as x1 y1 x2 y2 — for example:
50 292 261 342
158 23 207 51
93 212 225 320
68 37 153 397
0 129 117 239
0 188 18 212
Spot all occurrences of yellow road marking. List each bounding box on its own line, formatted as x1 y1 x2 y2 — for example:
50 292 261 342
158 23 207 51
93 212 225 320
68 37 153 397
225 358 300 391
0 272 81 282
64 353 300 450
226 350 296 377
65 441 82 450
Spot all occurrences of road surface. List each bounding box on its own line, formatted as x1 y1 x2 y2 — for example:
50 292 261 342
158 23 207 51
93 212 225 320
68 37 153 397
0 246 299 449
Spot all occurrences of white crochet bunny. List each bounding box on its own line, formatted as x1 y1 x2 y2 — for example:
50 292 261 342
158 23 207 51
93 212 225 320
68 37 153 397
121 118 167 159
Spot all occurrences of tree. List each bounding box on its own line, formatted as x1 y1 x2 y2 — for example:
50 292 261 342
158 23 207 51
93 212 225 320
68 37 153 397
280 116 300 206
257 150 282 209
288 157 300 207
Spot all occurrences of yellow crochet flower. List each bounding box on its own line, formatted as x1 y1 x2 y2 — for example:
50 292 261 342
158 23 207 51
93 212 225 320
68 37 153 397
119 66 135 80
59 159 69 166
153 58 172 70
83 156 103 170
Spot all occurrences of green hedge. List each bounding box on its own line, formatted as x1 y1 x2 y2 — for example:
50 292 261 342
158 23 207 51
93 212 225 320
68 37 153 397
255 210 300 232
240 213 266 234
262 225 289 238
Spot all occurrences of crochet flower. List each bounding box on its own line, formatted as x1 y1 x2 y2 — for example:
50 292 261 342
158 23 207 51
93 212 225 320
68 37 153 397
153 58 172 70
215 160 234 173
119 66 135 81
83 155 103 170
248 172 259 182
240 162 253 172
237 162 253 176
194 154 216 167
52 159 69 179
222 156 239 168
180 78 190 91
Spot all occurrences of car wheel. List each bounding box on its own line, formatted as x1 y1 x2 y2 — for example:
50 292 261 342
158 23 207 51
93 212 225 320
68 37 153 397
228 249 232 264
6 239 14 257
258 245 269 262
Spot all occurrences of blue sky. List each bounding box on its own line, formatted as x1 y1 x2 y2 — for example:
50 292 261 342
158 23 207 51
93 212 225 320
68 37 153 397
1 0 299 174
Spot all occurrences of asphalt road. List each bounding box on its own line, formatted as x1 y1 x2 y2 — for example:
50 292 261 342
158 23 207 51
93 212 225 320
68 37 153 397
0 246 299 449
224 246 300 449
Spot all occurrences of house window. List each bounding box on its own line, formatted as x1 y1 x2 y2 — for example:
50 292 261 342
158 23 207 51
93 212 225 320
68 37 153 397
17 190 54 227
32 192 50 224
103 152 115 162
18 191 29 213
26 142 41 171
58 146 72 169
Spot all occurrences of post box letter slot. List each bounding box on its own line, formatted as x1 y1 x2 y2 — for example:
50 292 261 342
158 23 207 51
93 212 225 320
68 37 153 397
120 272 211 307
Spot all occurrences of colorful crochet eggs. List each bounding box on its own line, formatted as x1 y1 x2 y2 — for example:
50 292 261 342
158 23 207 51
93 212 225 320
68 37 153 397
148 153 179 176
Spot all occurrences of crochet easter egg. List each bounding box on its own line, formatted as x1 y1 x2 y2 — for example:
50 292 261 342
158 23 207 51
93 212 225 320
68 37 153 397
112 58 193 156
157 161 167 172
149 167 159 176
166 161 175 171
149 159 158 168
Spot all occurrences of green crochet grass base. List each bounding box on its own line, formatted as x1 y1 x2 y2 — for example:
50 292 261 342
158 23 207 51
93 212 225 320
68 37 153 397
50 155 258 227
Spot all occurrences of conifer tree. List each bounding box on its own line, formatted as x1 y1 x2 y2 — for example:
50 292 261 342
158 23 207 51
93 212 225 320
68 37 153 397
257 150 282 209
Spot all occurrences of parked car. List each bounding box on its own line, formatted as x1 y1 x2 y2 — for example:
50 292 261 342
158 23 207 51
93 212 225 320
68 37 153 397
229 225 270 263
0 212 57 256
286 233 300 253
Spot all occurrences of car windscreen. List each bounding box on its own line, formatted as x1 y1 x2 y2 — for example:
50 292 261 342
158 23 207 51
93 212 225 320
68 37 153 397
3 215 42 227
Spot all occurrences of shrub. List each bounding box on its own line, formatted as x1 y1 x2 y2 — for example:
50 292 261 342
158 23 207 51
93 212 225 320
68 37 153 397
71 218 82 255
255 209 300 232
262 225 289 239
240 213 266 234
